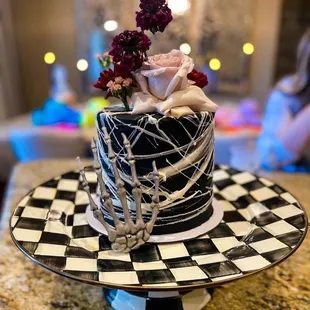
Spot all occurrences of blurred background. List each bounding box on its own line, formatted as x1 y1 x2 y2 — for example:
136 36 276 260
0 0 309 207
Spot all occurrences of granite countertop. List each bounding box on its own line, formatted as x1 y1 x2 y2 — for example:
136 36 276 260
0 160 309 310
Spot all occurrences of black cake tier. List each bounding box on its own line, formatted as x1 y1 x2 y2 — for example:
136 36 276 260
96 110 215 235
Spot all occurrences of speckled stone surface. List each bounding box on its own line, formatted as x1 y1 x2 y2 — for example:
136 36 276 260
0 160 309 310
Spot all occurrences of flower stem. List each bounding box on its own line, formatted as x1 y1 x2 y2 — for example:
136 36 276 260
123 97 130 112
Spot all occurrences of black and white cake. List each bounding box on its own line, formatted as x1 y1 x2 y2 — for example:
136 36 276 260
96 110 215 235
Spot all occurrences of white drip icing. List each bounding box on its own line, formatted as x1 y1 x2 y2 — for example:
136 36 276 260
96 112 214 216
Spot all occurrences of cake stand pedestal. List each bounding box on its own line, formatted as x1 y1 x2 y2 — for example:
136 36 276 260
10 165 308 310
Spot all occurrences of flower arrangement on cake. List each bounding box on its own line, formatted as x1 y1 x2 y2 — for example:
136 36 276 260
78 0 221 253
94 0 217 118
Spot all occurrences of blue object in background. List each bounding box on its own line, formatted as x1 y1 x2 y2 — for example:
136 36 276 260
32 98 81 126
89 30 107 83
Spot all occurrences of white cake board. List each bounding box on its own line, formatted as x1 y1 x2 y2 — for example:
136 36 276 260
86 198 224 243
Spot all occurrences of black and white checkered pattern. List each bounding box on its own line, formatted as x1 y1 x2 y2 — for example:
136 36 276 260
10 165 307 289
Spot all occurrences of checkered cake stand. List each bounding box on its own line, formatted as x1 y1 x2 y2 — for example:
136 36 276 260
10 165 308 310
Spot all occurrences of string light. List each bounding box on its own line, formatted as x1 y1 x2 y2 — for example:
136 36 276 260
77 59 89 71
243 43 255 55
209 58 221 71
179 43 191 55
104 20 118 32
44 52 56 64
168 0 190 15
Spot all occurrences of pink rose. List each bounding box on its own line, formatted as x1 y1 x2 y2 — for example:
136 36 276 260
131 49 218 117
138 49 194 100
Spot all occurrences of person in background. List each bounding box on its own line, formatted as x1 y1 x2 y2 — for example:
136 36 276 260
257 28 310 172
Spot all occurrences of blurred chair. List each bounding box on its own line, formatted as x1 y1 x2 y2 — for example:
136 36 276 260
9 128 88 163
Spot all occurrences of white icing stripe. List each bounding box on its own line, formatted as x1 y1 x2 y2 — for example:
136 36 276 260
96 112 214 213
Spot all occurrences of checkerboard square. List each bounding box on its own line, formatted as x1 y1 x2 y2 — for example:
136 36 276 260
99 271 140 285
50 200 75 214
261 247 291 263
11 216 19 227
242 181 265 192
199 261 241 278
242 228 274 243
158 243 189 260
16 218 46 231
97 259 134 272
35 244 66 257
259 178 274 187
223 211 246 223
217 201 236 211
44 221 66 234
213 170 230 182
231 172 256 184
250 187 278 202
75 190 91 205
26 197 54 209
57 179 79 192
18 196 30 207
65 257 97 271
208 224 235 238
285 214 306 230
221 184 248 201
277 231 303 247
62 171 80 179
74 204 88 214
55 190 77 202
193 253 227 265
71 236 100 251
35 255 67 269
232 256 270 272
163 257 197 268
262 197 290 209
227 222 255 237
98 250 131 262
270 185 285 195
263 220 298 236
14 206 24 217
224 245 258 260
137 269 175 284
32 187 57 200
251 212 281 226
21 206 49 220
184 239 218 256
214 178 235 191
13 228 42 242
272 205 303 219
41 179 59 188
212 237 241 252
238 203 270 221
73 213 88 226
65 246 97 259
19 241 38 254
133 261 167 271
170 266 208 281
72 225 98 238
40 232 70 245
231 194 257 209
250 238 287 254
281 192 297 204
65 270 99 281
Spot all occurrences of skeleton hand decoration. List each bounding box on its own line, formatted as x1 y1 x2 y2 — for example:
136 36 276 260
77 128 159 253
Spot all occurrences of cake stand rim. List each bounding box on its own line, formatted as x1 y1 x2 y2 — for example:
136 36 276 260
9 171 309 292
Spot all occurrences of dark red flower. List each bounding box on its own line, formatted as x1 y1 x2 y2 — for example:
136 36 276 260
187 69 209 89
136 0 173 34
94 64 131 96
109 30 151 71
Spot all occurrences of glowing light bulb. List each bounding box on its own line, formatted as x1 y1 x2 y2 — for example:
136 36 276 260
44 52 56 64
77 59 88 71
209 58 221 71
104 20 118 32
168 0 189 15
179 43 191 55
243 43 255 55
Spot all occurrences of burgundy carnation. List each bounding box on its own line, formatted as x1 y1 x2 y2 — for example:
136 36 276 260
136 0 173 34
109 30 151 71
94 64 131 97
187 69 209 89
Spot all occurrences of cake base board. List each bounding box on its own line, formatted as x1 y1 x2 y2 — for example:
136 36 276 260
86 198 224 243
